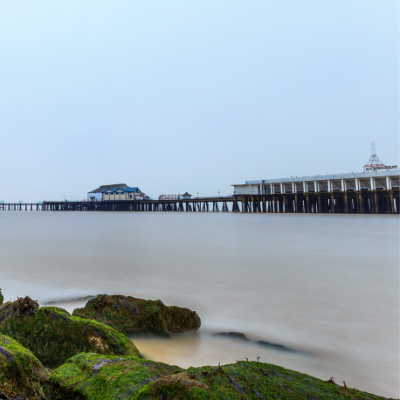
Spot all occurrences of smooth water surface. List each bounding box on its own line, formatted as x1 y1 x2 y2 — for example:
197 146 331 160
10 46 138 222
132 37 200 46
0 212 398 397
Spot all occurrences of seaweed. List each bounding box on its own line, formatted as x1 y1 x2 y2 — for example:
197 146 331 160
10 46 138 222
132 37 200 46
72 295 201 337
49 353 183 400
0 298 140 367
48 355 394 400
0 334 49 399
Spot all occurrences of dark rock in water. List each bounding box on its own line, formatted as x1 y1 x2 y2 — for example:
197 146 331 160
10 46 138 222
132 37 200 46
48 354 391 400
0 296 140 367
212 332 249 340
45 295 96 305
257 340 293 351
72 294 201 337
213 331 293 352
0 334 49 399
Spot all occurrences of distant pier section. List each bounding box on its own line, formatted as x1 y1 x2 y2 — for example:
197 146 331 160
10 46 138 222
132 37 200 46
232 170 399 214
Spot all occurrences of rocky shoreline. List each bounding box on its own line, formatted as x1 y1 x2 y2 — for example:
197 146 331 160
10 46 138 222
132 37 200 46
0 290 395 400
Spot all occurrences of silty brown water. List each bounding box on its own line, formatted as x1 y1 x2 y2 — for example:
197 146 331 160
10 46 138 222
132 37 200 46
0 212 398 397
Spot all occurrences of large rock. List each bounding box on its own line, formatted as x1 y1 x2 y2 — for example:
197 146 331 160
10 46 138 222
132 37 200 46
72 295 201 337
48 354 390 400
0 296 140 367
0 334 49 399
49 353 182 400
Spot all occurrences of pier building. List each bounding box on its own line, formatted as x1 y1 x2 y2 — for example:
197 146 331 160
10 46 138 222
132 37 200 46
232 169 400 214
87 184 144 201
87 184 128 201
102 187 143 201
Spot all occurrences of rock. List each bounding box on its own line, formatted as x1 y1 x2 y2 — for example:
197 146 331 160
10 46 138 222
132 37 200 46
0 296 140 367
48 355 390 400
212 332 249 340
0 289 3 306
257 340 293 351
49 353 182 400
72 294 201 337
44 295 95 305
213 332 293 351
0 334 49 399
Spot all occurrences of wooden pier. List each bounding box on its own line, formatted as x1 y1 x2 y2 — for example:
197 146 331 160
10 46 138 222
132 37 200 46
232 170 400 214
233 189 399 214
0 198 234 212
0 190 399 213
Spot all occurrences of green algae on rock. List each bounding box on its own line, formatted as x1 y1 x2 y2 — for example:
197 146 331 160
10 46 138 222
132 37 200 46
0 296 140 367
0 334 49 399
49 353 183 400
72 294 201 337
48 355 392 400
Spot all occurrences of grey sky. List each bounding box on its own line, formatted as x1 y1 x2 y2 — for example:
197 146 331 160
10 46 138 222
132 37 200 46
0 1 398 201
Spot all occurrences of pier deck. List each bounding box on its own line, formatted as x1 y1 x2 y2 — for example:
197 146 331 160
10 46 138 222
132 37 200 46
0 190 399 213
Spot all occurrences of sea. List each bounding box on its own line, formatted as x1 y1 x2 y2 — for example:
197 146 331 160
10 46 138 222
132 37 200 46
0 212 398 398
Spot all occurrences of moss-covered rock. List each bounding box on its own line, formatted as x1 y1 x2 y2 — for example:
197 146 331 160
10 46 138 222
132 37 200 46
136 361 393 400
49 353 182 400
0 334 49 399
48 354 391 400
0 296 140 367
72 295 201 337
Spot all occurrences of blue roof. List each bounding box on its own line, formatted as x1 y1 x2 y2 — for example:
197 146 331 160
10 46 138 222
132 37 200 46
102 187 142 193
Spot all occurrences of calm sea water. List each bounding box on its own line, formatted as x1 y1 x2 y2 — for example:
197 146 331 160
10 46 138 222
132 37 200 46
0 212 398 397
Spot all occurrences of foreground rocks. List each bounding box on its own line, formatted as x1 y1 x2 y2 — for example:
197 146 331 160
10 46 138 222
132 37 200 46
0 334 49 399
0 292 394 399
49 353 182 400
48 353 391 400
72 294 201 337
0 297 140 367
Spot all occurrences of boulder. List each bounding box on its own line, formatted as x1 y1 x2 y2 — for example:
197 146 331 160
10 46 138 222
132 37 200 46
48 354 390 400
0 296 140 367
49 353 182 400
72 295 201 337
0 334 49 399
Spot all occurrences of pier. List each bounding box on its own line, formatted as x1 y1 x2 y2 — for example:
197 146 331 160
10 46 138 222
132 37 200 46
1 171 399 214
232 170 400 214
0 198 234 212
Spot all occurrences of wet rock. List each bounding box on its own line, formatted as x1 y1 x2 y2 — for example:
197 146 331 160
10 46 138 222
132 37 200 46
213 331 293 352
49 353 183 400
72 294 201 337
49 354 393 400
0 334 49 399
0 297 140 367
44 295 95 306
212 332 249 340
257 340 293 351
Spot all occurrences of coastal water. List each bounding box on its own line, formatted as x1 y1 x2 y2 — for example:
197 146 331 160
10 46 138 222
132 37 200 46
0 212 398 398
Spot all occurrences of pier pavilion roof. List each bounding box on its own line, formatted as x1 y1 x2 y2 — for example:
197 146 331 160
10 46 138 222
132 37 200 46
89 184 128 193
102 187 143 193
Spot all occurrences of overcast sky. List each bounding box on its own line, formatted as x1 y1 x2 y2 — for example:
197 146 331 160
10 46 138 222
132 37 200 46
0 1 398 201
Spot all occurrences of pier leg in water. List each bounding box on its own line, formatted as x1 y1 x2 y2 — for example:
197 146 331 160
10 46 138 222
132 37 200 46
344 194 349 213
